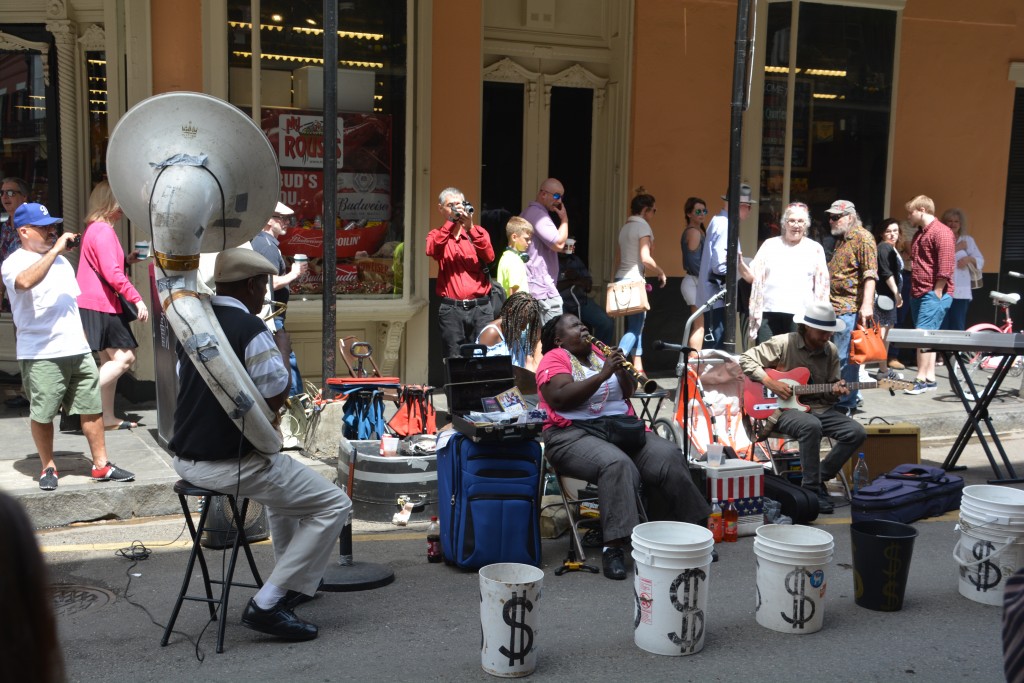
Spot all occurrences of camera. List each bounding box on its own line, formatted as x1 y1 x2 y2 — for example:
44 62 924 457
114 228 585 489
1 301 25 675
451 201 475 219
66 235 81 248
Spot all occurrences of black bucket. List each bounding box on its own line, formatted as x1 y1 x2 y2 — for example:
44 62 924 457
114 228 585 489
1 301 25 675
850 520 918 611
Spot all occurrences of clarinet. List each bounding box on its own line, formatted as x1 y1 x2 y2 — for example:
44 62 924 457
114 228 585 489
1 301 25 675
583 334 659 393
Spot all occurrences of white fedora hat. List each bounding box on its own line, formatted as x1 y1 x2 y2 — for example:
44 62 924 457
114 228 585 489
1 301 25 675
793 302 846 332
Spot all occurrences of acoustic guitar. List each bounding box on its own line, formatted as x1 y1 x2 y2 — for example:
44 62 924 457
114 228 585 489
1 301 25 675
743 367 913 419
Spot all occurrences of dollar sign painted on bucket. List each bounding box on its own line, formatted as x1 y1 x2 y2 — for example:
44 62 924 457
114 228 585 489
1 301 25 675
881 543 904 610
499 589 534 666
781 567 816 629
967 540 1003 592
667 568 706 653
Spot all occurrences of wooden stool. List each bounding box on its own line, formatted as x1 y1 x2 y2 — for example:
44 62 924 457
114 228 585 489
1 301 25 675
161 480 264 653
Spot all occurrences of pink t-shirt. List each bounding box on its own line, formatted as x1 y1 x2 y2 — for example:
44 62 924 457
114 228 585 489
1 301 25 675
535 347 632 429
76 220 143 314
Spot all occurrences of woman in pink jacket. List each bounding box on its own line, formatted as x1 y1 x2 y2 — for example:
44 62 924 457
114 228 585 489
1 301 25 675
77 181 149 430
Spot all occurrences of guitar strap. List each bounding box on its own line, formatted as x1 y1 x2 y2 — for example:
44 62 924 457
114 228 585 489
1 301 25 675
754 408 784 441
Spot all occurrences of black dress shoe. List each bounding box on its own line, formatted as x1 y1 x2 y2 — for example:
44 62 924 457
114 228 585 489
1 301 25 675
602 547 627 580
241 598 318 641
283 579 324 609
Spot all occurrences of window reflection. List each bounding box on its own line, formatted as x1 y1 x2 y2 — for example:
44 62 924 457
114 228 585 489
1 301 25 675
759 3 896 244
225 0 407 299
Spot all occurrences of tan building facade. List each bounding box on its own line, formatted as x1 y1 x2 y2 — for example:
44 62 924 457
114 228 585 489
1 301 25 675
2 0 1022 387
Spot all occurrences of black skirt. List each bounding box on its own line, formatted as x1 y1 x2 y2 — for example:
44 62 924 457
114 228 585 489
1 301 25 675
80 307 139 352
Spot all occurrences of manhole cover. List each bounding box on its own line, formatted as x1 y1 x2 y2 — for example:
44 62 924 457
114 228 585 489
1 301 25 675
51 584 116 617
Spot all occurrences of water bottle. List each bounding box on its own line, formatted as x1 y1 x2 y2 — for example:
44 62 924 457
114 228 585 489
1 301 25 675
427 515 442 563
708 498 724 543
853 452 870 493
723 499 739 543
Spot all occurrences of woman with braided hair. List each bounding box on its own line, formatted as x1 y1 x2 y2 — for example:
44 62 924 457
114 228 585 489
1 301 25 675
476 291 544 371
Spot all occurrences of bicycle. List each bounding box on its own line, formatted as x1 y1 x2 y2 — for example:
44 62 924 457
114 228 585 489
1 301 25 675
949 271 1024 393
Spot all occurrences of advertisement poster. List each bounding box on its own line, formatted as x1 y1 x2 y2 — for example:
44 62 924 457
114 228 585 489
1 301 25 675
259 109 399 295
761 77 812 171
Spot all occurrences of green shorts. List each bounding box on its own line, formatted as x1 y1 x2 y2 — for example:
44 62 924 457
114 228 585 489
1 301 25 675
20 354 102 423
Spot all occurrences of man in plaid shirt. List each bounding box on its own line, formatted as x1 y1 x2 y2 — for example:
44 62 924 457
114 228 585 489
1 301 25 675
904 194 956 395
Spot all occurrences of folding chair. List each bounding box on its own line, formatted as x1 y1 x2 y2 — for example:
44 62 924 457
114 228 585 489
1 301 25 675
543 458 648 575
749 416 852 502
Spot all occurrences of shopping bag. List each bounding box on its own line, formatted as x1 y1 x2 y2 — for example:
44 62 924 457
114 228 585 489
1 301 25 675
849 321 887 365
605 280 649 317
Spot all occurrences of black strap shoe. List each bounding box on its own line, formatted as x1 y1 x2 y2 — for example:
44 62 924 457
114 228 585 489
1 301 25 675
602 547 627 580
241 598 318 641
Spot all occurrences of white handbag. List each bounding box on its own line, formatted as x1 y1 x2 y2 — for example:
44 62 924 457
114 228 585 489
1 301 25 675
605 280 650 317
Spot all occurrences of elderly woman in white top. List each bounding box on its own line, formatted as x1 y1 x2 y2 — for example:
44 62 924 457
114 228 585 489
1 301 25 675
740 202 829 343
940 207 984 331
613 187 666 375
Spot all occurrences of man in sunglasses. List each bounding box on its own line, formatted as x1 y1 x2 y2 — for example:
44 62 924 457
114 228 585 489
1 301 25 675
521 178 570 323
825 199 877 415
1 203 135 490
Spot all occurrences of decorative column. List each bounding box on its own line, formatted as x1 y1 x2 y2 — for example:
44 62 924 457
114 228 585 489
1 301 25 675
45 19 80 231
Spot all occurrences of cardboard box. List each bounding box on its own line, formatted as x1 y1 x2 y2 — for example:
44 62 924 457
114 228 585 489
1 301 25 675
842 422 921 479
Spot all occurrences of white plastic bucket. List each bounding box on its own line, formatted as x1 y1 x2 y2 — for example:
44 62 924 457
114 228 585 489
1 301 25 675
479 563 544 677
753 525 834 634
954 516 1024 606
631 522 714 656
961 485 1024 527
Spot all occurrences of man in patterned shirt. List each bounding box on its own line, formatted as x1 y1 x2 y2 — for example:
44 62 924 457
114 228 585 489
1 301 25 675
903 194 955 395
825 200 877 415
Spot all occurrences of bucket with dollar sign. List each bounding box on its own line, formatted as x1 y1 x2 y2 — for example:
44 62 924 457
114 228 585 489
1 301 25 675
631 521 715 656
479 563 544 677
753 524 834 634
955 486 1024 606
850 520 918 611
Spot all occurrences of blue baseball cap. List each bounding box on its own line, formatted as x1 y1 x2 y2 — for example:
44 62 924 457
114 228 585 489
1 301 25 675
14 203 63 229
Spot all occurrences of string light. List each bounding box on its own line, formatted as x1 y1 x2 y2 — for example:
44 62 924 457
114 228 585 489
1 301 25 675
232 50 382 69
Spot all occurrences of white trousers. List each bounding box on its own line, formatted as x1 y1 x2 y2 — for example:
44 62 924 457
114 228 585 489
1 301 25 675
174 452 351 597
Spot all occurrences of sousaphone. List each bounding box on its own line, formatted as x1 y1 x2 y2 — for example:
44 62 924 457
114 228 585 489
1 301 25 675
107 92 282 453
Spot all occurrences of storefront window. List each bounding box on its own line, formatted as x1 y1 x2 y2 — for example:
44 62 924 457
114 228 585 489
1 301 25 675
0 29 59 211
759 2 896 243
226 1 407 299
85 51 108 186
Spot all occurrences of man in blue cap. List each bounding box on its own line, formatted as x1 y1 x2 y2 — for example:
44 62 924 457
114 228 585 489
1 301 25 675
0 203 135 490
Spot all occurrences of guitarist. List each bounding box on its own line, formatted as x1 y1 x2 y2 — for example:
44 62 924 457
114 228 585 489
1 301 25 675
739 302 867 513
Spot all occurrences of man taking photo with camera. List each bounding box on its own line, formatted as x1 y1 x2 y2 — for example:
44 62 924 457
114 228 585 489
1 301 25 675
426 186 495 358
1 203 135 490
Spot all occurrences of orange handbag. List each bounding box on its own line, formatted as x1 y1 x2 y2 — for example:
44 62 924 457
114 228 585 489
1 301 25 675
849 321 887 365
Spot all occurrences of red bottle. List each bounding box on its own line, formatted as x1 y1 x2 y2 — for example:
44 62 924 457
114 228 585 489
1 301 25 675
723 499 739 543
427 515 442 563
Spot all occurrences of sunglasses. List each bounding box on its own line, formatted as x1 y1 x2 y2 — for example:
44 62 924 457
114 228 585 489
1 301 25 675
550 192 562 201
694 208 708 216
828 213 846 222
2 189 23 198
788 202 808 210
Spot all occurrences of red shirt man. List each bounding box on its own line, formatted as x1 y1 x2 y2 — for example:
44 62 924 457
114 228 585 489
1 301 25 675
425 187 495 358
905 194 956 395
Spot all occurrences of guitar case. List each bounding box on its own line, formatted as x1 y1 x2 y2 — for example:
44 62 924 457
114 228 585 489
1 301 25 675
764 471 819 524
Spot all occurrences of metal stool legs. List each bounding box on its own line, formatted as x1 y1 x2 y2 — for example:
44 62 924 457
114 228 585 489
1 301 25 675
161 482 264 653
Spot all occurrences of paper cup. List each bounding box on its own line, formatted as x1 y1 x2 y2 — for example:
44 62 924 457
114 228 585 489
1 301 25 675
564 238 576 254
293 253 308 264
134 241 150 259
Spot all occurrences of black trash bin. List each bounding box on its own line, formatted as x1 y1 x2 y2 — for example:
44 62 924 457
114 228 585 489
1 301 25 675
850 520 918 611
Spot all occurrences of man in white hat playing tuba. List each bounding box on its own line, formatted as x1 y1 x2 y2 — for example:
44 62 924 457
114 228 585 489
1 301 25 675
738 302 867 513
169 247 350 642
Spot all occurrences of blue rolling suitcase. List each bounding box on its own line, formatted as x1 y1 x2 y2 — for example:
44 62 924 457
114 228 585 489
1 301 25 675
436 432 542 570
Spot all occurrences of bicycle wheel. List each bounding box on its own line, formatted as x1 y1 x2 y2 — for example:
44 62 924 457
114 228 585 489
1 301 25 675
652 417 679 445
948 323 1003 394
